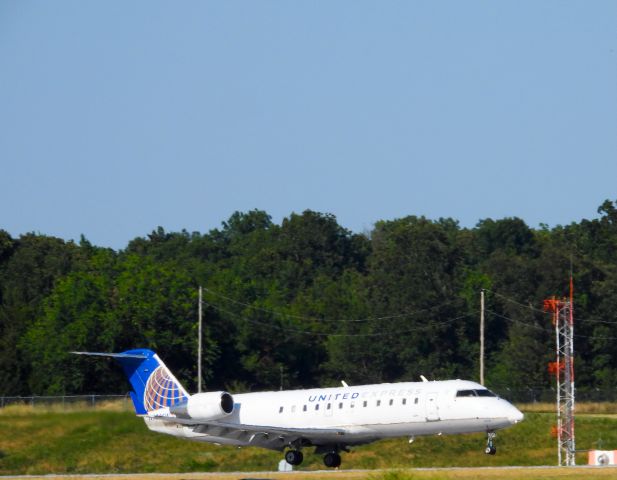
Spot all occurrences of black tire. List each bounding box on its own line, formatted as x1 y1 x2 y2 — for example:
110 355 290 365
285 450 303 465
484 446 496 455
323 452 341 468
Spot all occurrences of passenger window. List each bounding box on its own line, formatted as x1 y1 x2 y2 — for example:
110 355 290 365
339 402 343 409
389 399 394 406
350 402 355 408
303 405 307 412
363 401 367 407
414 397 418 404
402 398 407 405
291 405 296 413
279 406 283 413
377 400 381 407
327 403 331 410
315 404 320 411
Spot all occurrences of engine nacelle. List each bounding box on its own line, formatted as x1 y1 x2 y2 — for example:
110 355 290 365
169 391 234 421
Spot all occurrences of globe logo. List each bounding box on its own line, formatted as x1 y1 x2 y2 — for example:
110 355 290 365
143 365 187 411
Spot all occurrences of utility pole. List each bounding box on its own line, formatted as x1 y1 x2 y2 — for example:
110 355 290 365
480 289 485 386
198 285 203 393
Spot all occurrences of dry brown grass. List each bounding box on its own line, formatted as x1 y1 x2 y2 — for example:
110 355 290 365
518 402 617 414
0 398 131 415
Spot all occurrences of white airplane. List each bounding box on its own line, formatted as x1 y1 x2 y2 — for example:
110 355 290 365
74 349 523 468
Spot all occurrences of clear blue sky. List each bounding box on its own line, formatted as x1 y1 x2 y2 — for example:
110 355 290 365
1 1 616 250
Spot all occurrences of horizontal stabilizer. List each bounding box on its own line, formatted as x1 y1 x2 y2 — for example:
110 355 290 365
71 351 148 359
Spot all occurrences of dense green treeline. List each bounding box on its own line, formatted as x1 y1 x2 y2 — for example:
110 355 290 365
1 201 617 397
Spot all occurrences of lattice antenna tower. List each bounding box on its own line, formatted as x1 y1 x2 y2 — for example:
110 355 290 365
544 276 575 466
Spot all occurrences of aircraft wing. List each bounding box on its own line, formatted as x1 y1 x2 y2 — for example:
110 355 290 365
155 416 348 451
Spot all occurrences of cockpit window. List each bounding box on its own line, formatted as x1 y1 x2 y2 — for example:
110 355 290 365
456 390 476 397
475 389 496 397
456 389 497 398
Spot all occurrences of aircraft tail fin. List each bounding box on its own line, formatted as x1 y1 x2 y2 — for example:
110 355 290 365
72 349 189 415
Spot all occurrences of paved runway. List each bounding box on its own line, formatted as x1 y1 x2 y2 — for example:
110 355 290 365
3 466 617 480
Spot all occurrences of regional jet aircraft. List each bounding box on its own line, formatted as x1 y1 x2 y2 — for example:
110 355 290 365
74 349 523 468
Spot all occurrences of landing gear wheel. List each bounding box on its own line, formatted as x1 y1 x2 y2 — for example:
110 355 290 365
484 432 497 455
484 446 496 455
323 452 341 468
285 449 304 466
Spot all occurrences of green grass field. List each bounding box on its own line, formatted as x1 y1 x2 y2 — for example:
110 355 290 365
1 403 617 476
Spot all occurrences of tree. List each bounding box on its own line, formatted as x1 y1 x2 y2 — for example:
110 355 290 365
0 234 80 395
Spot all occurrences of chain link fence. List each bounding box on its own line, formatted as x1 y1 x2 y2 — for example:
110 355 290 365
0 394 132 410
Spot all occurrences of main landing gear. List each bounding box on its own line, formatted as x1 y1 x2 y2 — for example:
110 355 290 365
484 432 497 455
284 449 304 466
323 451 342 468
284 448 342 468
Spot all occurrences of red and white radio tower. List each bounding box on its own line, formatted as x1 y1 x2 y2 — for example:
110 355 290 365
544 276 575 466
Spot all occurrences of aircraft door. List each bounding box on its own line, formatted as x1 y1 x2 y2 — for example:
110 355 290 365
426 393 440 421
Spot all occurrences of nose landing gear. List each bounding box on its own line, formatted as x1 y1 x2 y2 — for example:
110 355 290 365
484 431 496 455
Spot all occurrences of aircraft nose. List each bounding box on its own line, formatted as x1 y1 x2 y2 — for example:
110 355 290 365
508 405 524 424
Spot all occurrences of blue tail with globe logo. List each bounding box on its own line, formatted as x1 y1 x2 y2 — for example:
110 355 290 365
72 349 189 415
